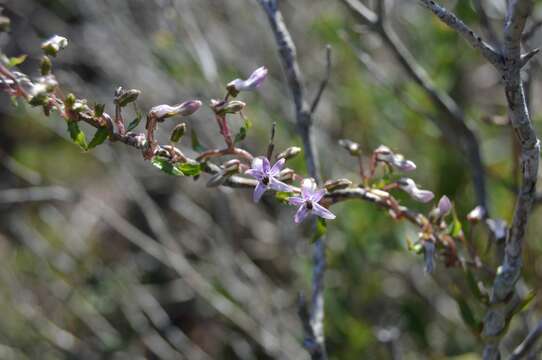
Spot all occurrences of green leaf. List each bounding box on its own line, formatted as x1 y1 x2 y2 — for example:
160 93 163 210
178 162 203 176
312 218 328 243
191 128 206 152
234 117 253 144
151 157 184 176
275 191 292 204
67 121 88 150
7 54 27 68
449 208 463 237
87 127 109 150
126 105 143 132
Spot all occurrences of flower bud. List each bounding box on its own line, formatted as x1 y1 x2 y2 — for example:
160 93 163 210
224 159 241 174
278 168 295 182
41 35 68 57
276 146 302 161
170 123 187 143
374 145 416 172
28 84 49 107
150 100 202 121
222 100 246 114
324 178 352 192
466 205 486 223
115 89 141 107
226 66 268 96
437 195 452 216
65 93 76 109
486 218 507 241
40 56 52 76
338 139 361 156
396 178 434 203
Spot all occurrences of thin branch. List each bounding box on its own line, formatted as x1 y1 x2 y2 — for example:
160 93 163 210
510 319 542 360
310 45 332 114
257 1 327 357
472 0 501 50
482 0 540 358
417 0 503 69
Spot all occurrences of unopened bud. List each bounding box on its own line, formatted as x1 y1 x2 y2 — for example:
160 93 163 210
65 93 76 109
72 99 88 113
278 168 295 182
224 159 241 174
338 139 361 156
40 56 52 76
0 15 10 33
94 103 105 117
375 145 416 172
227 66 268 97
115 89 141 107
324 178 352 192
28 84 49 107
437 195 452 216
150 100 202 121
467 205 486 223
396 178 434 203
276 146 302 161
170 122 187 143
222 100 246 114
41 35 68 57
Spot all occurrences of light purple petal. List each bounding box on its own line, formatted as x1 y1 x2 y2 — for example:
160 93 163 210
310 189 326 203
245 169 264 180
294 205 309 224
253 182 267 202
412 189 434 203
251 157 265 173
269 178 292 192
288 196 305 206
301 178 317 199
269 158 285 176
246 66 268 89
312 203 336 220
260 157 270 174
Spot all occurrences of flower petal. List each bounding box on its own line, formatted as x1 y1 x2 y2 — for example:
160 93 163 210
301 178 317 199
288 196 305 206
310 189 326 203
269 158 285 176
260 157 271 174
412 189 434 203
245 169 264 180
294 205 309 224
251 157 265 172
312 203 336 220
269 178 292 192
253 182 267 202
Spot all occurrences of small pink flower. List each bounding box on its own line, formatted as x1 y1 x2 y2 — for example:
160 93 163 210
227 66 268 94
288 178 336 224
374 145 416 172
245 156 292 202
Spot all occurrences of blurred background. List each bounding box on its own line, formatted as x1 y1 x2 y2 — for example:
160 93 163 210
1 0 542 359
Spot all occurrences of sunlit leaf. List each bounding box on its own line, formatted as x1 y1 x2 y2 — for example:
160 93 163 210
151 157 184 176
7 54 27 68
87 127 109 149
67 121 88 150
178 162 203 176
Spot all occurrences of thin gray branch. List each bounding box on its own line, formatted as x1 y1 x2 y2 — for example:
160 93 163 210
257 1 327 358
417 0 503 69
472 0 501 50
510 319 542 360
310 45 332 114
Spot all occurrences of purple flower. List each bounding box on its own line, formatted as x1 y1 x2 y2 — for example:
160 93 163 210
227 66 268 94
288 178 336 224
245 156 292 202
149 100 202 120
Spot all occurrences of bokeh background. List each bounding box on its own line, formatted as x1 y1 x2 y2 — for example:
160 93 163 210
1 0 542 359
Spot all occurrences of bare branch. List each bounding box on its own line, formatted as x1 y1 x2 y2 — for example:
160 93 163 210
257 1 327 357
417 0 503 69
310 45 332 114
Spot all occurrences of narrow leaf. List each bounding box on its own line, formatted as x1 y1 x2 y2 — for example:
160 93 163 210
312 218 327 243
191 128 205 152
87 127 109 149
178 162 203 176
151 157 184 176
67 121 88 150
7 54 27 68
